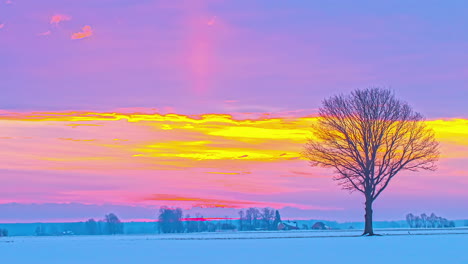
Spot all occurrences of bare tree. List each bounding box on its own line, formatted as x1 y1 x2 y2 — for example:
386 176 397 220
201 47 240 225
303 88 439 235
238 210 244 231
428 213 437 228
414 216 422 228
261 208 275 230
406 213 415 228
104 213 124 235
158 207 183 233
420 213 428 228
85 218 98 235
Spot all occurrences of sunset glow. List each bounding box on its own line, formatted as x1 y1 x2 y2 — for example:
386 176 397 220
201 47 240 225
1 0 468 223
0 110 467 219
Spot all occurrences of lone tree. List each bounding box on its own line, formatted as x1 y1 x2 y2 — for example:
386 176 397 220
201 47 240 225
303 88 439 235
104 213 124 235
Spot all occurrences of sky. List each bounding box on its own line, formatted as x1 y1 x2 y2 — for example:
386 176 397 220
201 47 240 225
0 0 468 222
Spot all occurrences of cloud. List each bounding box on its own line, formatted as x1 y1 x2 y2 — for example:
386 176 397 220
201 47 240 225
207 16 217 26
37 30 51 36
0 110 467 211
207 171 250 175
145 194 318 209
50 14 72 25
58 138 96 142
71 25 93 40
0 24 4 29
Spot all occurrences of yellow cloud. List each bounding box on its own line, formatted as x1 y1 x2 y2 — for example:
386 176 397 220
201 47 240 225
0 111 466 173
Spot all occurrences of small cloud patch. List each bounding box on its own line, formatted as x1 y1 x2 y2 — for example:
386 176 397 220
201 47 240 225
71 25 93 40
207 16 217 26
50 14 71 25
37 30 51 36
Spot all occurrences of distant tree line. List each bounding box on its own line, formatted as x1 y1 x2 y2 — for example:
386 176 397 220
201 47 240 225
157 207 237 233
35 213 124 236
83 213 123 235
184 213 237 233
184 213 214 233
157 207 280 233
406 213 455 228
104 213 124 234
158 207 183 233
238 208 281 231
0 228 8 237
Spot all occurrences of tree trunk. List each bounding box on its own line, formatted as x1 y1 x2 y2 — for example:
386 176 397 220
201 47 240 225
363 197 374 236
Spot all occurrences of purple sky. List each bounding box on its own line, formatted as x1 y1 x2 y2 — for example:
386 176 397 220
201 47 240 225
1 0 467 222
1 0 467 116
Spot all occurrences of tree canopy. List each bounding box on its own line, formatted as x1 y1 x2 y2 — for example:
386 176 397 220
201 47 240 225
303 87 439 235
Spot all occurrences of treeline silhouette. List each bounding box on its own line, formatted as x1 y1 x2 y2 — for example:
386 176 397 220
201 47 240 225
157 207 284 233
30 207 283 236
406 213 455 228
35 213 123 236
238 208 281 231
158 206 237 233
17 208 461 237
0 228 7 237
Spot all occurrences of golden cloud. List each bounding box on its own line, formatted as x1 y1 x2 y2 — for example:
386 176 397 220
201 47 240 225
0 111 466 172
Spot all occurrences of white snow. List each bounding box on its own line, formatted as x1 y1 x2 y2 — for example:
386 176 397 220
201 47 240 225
1 229 467 264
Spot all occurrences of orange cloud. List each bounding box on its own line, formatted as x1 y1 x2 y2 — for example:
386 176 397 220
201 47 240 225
281 170 329 179
71 25 93 40
145 194 327 210
0 110 467 208
207 171 250 175
50 14 71 25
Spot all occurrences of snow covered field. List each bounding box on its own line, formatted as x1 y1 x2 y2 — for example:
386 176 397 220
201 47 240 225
1 229 468 264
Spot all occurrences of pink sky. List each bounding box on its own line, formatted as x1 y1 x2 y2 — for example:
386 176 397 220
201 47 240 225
1 0 468 222
0 111 467 221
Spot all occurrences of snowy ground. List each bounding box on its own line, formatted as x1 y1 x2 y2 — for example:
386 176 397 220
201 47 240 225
1 228 468 264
